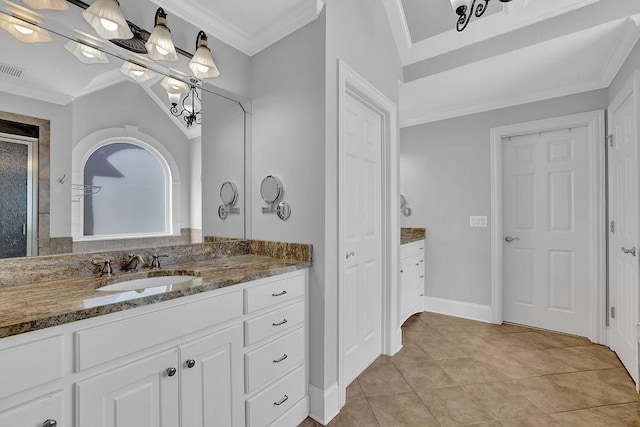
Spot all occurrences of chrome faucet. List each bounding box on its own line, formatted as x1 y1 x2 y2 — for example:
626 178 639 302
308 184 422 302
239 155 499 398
150 254 169 269
92 259 113 277
123 254 145 272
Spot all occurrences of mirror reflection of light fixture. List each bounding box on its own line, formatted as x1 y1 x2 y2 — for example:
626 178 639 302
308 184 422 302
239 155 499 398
145 8 178 61
452 0 512 32
170 82 201 127
0 1 52 43
64 31 109 64
22 0 68 11
188 31 220 79
161 73 189 101
120 55 155 82
82 0 133 40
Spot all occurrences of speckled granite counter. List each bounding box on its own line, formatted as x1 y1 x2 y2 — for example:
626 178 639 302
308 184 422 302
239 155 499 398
401 228 426 245
0 241 311 339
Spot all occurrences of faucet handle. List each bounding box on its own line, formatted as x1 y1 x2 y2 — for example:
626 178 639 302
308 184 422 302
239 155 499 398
150 254 169 269
92 259 113 277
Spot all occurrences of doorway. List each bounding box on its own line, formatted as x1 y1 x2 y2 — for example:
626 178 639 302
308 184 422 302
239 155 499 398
490 111 606 342
0 133 38 258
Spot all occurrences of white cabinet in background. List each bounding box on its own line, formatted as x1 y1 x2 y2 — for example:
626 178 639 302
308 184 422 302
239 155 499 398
0 392 63 427
399 240 425 324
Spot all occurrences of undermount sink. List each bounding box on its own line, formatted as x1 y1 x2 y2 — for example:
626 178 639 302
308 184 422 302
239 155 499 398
97 275 197 292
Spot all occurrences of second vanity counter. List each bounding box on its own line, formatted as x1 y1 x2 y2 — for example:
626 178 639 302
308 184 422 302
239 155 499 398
0 244 311 339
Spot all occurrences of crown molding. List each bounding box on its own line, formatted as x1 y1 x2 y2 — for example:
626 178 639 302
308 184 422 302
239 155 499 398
600 16 640 86
400 79 606 128
151 0 325 57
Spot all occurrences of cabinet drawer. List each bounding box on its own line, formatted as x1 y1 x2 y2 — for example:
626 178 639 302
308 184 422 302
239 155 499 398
246 365 305 427
244 274 304 314
0 336 63 399
245 327 304 393
0 391 63 426
245 301 304 346
75 290 242 371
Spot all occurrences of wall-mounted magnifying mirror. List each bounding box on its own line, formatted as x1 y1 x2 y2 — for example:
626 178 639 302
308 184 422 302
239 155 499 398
218 181 240 220
400 193 412 217
400 194 407 208
261 175 291 220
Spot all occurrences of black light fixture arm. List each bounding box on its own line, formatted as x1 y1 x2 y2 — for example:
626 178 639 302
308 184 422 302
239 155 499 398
195 30 207 49
455 0 513 32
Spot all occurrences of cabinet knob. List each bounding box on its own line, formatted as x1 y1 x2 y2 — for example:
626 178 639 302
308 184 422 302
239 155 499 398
166 367 177 377
185 359 196 369
43 421 57 427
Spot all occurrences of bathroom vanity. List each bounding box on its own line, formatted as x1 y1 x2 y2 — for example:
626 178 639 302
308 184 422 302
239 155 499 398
0 241 311 427
399 228 426 325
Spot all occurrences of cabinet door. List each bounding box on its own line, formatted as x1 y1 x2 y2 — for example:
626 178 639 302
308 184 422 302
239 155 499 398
76 349 179 427
399 257 417 320
0 392 62 427
180 325 243 427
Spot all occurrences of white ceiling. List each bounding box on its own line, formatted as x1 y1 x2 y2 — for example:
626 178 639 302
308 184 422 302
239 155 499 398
390 0 640 127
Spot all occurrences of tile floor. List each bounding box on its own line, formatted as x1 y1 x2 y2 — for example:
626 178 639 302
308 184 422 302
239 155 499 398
299 312 640 426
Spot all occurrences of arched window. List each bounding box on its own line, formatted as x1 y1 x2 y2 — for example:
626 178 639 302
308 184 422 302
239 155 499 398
83 142 168 236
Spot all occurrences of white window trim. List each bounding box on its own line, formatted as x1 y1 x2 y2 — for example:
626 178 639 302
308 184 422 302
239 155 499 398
71 126 181 241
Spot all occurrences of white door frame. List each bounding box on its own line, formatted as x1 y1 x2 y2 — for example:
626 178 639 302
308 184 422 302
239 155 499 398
337 60 399 408
489 110 606 343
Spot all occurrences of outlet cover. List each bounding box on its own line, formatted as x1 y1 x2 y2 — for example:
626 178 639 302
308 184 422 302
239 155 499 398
470 216 488 228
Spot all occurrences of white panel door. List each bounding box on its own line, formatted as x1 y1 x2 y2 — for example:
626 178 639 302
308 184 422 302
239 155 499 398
503 126 589 336
342 92 382 385
608 91 639 384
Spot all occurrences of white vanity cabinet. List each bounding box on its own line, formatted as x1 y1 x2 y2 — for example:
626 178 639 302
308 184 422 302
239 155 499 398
0 269 308 427
399 240 425 324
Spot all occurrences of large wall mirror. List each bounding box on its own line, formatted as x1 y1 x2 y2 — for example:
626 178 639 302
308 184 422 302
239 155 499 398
0 0 250 258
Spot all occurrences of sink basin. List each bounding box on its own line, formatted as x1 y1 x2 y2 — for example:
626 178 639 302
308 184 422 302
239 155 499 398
98 275 197 292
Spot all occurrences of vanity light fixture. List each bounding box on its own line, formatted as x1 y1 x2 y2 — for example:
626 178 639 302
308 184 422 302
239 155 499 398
0 1 52 43
64 30 109 64
451 0 512 32
188 31 220 79
161 73 189 106
145 8 178 61
120 55 155 82
82 0 133 40
22 0 68 11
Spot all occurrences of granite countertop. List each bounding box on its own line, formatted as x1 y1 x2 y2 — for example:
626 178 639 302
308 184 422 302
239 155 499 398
401 227 426 245
0 254 310 339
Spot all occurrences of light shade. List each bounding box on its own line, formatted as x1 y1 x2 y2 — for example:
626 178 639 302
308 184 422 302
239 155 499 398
22 0 68 11
82 0 133 40
65 41 109 64
450 0 468 14
0 1 52 43
120 60 155 82
161 76 189 95
145 8 178 61
188 31 219 79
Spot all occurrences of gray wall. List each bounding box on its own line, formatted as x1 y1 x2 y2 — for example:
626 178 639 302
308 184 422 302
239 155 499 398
400 89 609 306
250 13 327 388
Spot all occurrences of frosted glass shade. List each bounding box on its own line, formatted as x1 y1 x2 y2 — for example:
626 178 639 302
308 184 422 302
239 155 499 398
145 10 178 61
451 0 469 13
64 41 109 64
120 61 155 82
0 2 51 43
161 76 189 94
22 0 68 10
167 91 181 106
82 0 133 40
188 32 219 79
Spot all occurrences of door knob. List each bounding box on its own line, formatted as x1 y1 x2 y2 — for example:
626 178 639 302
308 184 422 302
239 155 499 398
621 247 636 256
185 359 196 369
505 236 520 243
346 251 355 259
166 367 177 377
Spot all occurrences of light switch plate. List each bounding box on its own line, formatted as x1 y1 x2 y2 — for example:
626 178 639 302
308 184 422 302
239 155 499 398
470 216 488 228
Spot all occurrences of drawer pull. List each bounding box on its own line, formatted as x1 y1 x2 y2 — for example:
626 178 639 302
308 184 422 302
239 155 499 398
274 394 289 406
419 276 424 278
272 290 288 297
273 354 288 363
272 319 288 327
43 421 57 427
185 359 196 369
166 367 177 377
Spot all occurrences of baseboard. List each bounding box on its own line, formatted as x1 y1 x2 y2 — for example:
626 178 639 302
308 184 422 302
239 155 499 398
309 383 340 425
424 296 493 323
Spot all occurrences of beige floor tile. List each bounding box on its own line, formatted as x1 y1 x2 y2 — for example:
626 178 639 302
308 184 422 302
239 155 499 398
472 353 539 379
569 344 624 367
592 402 640 424
367 392 439 427
396 360 456 390
357 356 412 397
511 332 565 349
454 336 504 355
389 341 432 370
326 397 379 427
403 325 446 341
543 347 616 371
464 382 543 420
538 331 592 347
504 376 590 413
417 386 496 426
492 323 535 334
550 408 616 426
413 337 470 360
510 350 577 375
346 380 364 401
436 357 506 385
481 334 542 353
500 415 563 426
547 369 638 407
298 417 322 427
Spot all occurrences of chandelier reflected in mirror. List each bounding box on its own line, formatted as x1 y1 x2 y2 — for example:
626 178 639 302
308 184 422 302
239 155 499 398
163 78 201 128
451 0 513 32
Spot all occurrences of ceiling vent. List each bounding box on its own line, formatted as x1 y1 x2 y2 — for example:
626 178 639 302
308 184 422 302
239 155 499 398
0 63 24 78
